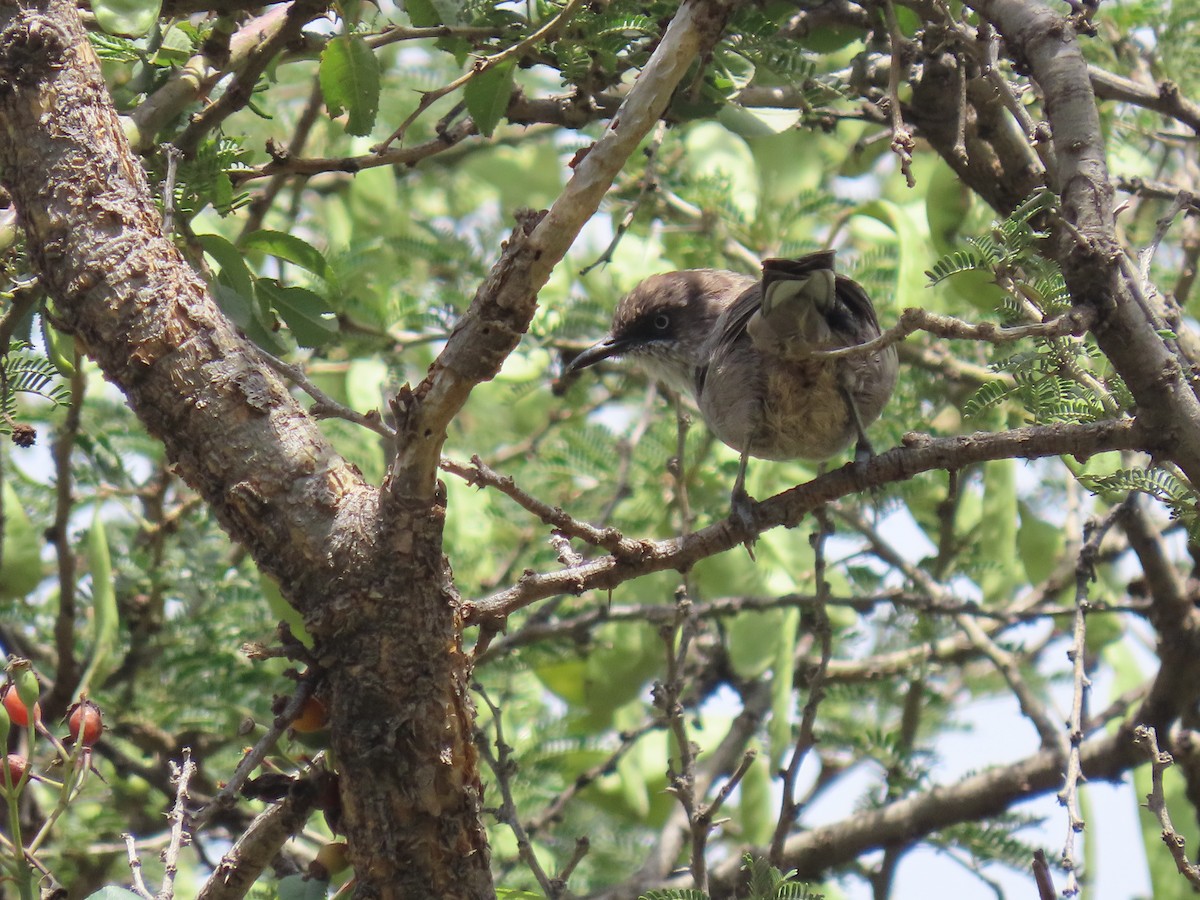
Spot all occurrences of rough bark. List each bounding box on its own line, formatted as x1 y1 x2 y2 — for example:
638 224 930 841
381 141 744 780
0 3 490 895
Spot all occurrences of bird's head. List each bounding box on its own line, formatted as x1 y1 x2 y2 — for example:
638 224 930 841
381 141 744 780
567 269 755 396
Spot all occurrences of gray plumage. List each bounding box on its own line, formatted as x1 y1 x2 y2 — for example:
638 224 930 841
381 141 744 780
567 251 898 530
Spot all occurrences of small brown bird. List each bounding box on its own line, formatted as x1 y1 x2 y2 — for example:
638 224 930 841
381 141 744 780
568 251 897 530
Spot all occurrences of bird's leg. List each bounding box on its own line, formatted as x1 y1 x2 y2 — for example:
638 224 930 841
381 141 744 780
839 383 875 464
730 441 758 559
839 382 883 516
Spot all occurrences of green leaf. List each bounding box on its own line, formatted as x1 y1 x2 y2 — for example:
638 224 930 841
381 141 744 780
79 505 119 694
210 282 257 331
405 0 441 26
464 62 516 138
41 316 77 378
0 481 42 600
1016 501 1064 585
735 754 774 846
768 608 798 765
260 571 312 648
978 458 1020 605
255 279 338 348
727 610 785 680
241 230 329 278
197 233 255 299
429 0 462 25
278 874 330 900
92 0 162 37
320 35 381 137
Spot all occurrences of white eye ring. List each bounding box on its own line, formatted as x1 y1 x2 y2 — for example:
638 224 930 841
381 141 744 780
653 314 670 330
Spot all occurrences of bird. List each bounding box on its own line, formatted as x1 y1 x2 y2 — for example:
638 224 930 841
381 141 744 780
566 250 897 537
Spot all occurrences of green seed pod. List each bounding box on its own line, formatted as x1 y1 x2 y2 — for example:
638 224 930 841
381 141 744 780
10 659 39 712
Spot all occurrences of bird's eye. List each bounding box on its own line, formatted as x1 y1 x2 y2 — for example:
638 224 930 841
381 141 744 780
653 314 670 330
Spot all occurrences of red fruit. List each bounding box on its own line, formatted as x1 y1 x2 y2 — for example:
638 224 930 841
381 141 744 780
3 754 27 789
2 686 39 728
68 699 104 747
292 696 328 733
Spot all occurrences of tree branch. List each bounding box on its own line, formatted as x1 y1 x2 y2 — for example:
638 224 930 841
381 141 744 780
967 0 1200 487
467 419 1147 624
386 0 738 500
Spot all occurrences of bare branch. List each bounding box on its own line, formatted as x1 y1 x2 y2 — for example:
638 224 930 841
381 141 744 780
466 419 1147 624
158 749 196 900
1133 725 1200 891
815 306 1096 361
123 834 155 900
1058 502 1125 894
440 454 642 555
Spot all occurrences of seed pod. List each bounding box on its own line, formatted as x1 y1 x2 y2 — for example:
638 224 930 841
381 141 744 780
68 699 104 747
2 754 28 791
9 659 39 712
292 696 328 734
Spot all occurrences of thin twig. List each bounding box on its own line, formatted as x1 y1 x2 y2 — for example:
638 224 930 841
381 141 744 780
655 590 705 888
0 281 40 352
597 383 660 527
1032 848 1058 900
158 748 196 900
173 0 329 157
770 513 834 864
259 349 396 440
836 505 1070 766
1133 725 1200 891
1058 501 1125 894
692 748 757 882
193 666 320 830
46 359 85 716
556 837 590 886
238 77 325 240
124 833 155 900
526 721 659 836
671 394 694 542
161 145 182 235
814 305 1096 361
1142 193 1193 283
467 419 1147 623
882 0 916 187
439 454 644 556
376 0 587 150
580 121 668 275
474 683 558 896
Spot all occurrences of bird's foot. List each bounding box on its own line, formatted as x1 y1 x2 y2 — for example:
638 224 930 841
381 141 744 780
852 437 885 515
853 436 875 466
731 485 759 560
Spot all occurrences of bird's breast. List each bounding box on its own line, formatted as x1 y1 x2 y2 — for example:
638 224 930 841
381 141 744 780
698 348 895 461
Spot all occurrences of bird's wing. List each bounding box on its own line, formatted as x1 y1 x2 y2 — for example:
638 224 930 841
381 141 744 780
695 279 762 396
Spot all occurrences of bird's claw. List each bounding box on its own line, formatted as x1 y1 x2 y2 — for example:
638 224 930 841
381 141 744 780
853 436 875 466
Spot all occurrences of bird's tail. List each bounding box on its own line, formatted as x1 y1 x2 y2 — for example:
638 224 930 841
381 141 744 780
750 251 847 356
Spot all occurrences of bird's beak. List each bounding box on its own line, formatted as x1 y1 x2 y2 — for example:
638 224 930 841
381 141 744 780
566 336 626 374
